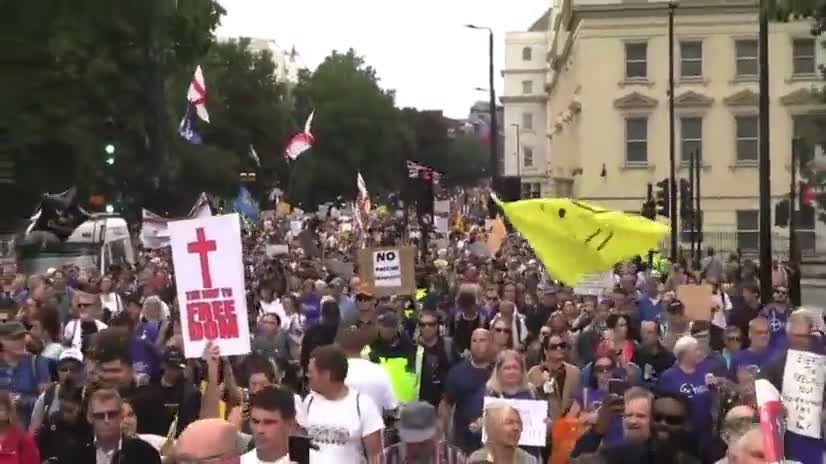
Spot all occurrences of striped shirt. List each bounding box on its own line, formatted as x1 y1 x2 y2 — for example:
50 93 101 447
378 441 466 464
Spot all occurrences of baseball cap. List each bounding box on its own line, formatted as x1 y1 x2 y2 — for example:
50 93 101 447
162 347 187 369
58 347 84 365
398 402 437 443
0 322 26 339
355 284 374 298
377 310 399 328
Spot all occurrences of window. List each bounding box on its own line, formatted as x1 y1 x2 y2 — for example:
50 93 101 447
680 42 703 77
735 40 758 77
521 112 533 130
735 116 759 162
680 117 702 163
523 146 534 167
625 43 647 78
521 183 541 199
736 210 759 251
793 116 816 163
521 80 533 94
793 39 816 75
522 46 532 61
625 117 648 163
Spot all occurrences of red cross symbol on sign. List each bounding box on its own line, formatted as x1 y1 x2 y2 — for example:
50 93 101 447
187 227 217 288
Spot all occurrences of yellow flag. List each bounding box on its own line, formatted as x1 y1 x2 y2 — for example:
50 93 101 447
493 196 669 285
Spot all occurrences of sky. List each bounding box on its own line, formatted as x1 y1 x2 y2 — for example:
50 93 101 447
216 0 548 119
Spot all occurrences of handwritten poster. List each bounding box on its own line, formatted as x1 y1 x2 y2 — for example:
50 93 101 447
168 213 251 358
573 272 613 296
781 349 826 439
482 397 549 447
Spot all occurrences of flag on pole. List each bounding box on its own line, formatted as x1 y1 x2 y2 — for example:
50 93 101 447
178 103 202 144
354 172 371 247
249 145 261 167
187 65 210 123
285 110 315 160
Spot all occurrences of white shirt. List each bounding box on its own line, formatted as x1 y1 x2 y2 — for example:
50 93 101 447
345 358 398 412
259 299 290 330
100 292 123 315
64 319 108 350
304 388 384 464
240 449 291 464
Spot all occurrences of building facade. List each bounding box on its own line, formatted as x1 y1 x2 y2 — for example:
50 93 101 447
545 0 826 254
502 11 553 198
245 38 306 84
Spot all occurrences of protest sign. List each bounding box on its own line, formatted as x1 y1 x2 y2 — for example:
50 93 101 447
357 246 416 297
677 284 714 321
482 397 549 447
168 213 251 358
573 272 613 296
264 244 289 257
781 349 826 439
755 379 785 462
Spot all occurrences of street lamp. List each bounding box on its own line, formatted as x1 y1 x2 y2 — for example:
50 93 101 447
511 123 521 179
465 24 499 186
667 1 678 262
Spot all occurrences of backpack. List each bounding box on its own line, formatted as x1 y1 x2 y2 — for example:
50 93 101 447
305 391 366 459
43 383 58 416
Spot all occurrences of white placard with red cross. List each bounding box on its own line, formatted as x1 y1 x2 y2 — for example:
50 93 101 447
168 213 251 358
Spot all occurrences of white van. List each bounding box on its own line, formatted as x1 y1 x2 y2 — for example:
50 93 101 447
16 214 135 275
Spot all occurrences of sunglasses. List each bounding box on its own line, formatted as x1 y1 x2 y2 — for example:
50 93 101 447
418 321 438 327
91 410 120 421
547 342 568 351
654 413 686 426
594 365 613 373
726 336 742 342
494 327 510 333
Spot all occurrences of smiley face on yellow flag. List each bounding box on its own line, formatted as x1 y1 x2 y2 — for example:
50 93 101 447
492 195 669 285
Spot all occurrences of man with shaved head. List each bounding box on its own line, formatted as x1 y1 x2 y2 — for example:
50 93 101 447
174 419 244 464
440 328 493 454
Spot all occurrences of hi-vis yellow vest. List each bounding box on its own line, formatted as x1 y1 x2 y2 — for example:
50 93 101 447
362 345 424 403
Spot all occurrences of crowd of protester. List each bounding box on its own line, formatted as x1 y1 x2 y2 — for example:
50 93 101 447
0 190 821 464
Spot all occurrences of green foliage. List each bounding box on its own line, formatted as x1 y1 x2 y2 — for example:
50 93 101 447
0 4 487 218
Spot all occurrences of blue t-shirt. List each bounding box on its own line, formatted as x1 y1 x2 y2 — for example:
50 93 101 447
638 296 662 323
728 348 775 379
574 387 624 447
761 304 790 350
300 294 322 327
657 366 713 439
0 354 50 427
444 360 491 453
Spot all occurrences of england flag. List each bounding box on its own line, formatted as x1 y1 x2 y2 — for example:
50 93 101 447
285 110 315 160
187 65 209 123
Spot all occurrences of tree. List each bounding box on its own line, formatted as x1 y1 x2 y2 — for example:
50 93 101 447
167 38 293 201
443 134 489 186
289 49 404 207
0 0 225 218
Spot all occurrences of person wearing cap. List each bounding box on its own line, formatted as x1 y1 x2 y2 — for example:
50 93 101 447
0 321 50 429
28 347 84 433
377 401 465 463
369 307 423 405
131 346 201 437
354 284 377 328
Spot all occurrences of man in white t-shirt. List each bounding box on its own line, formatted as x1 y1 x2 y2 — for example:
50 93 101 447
241 385 298 464
340 326 398 414
305 345 384 463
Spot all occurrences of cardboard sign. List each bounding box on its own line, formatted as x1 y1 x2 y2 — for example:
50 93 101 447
357 246 416 297
677 284 713 321
168 213 251 358
482 397 549 447
573 272 614 296
781 349 826 439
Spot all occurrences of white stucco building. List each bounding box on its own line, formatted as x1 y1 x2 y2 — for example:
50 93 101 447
502 10 553 198
245 38 306 84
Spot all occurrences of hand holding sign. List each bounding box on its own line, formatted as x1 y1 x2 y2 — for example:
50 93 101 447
168 214 251 358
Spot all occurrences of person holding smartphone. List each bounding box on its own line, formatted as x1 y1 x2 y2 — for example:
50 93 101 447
571 355 625 448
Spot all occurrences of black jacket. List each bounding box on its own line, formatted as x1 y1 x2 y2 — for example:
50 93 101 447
76 435 162 464
131 380 201 437
36 413 94 464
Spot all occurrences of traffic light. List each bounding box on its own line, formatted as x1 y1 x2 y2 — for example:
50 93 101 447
775 199 790 227
641 183 656 219
655 178 670 217
103 117 117 165
800 182 816 207
679 178 692 220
